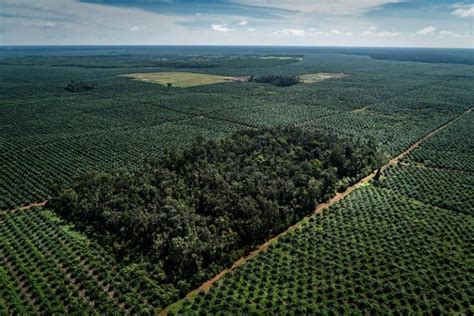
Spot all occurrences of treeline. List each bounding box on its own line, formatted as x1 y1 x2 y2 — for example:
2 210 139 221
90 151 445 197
250 75 300 86
49 127 382 304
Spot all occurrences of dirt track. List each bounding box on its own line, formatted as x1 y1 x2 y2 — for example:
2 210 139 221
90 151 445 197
2 201 47 213
162 107 472 315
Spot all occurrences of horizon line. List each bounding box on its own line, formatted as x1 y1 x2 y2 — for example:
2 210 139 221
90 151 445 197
1 44 473 50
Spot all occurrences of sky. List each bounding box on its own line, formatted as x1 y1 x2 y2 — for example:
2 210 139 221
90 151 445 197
0 0 473 48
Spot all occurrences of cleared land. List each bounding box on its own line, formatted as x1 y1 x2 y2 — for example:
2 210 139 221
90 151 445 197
298 72 348 83
120 72 243 88
259 56 302 61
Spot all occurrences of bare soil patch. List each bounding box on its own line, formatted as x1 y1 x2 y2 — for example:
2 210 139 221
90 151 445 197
298 72 348 83
120 72 246 88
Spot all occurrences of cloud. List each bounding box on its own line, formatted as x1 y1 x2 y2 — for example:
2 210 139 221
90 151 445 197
212 24 231 32
310 31 329 36
0 0 190 44
331 29 352 36
413 26 469 39
239 20 248 26
438 30 469 38
416 26 436 35
274 28 306 36
233 0 402 15
451 3 474 17
130 25 146 31
43 21 56 28
362 26 400 37
1 0 472 47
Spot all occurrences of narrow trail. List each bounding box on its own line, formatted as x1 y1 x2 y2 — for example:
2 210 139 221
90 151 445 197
162 106 472 315
2 201 47 213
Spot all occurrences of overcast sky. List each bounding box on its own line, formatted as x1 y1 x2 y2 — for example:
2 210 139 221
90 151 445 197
0 0 473 47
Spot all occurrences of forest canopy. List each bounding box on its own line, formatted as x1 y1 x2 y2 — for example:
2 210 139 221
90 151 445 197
250 75 300 87
49 127 382 302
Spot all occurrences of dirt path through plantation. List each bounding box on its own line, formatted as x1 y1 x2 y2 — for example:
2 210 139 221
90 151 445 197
161 106 472 315
2 201 47 213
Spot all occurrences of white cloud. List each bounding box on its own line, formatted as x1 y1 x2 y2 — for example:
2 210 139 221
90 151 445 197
130 25 146 31
416 26 436 35
331 29 352 36
44 21 56 28
451 3 474 17
362 26 400 37
413 26 469 39
438 30 469 38
0 0 190 44
1 0 471 48
274 28 306 36
212 24 231 32
310 31 329 36
239 20 248 26
233 0 402 15
307 28 329 36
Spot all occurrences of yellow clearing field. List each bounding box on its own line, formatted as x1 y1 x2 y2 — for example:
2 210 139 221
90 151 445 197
297 72 348 83
120 72 243 88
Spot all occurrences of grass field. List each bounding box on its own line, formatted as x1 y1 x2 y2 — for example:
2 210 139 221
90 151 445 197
121 72 242 88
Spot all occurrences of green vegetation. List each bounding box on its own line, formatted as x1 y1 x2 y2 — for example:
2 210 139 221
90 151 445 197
49 127 382 308
173 184 473 314
378 164 473 214
407 111 474 172
1 47 473 314
250 75 300 86
121 72 241 88
2 49 473 210
171 102 474 314
64 80 95 92
0 209 173 314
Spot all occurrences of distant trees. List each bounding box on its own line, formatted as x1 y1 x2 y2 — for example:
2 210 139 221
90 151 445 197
64 80 95 92
49 127 382 298
250 75 300 87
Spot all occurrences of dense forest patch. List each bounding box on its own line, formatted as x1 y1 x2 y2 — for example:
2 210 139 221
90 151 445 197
49 127 382 309
121 72 245 88
64 80 95 92
249 75 300 87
